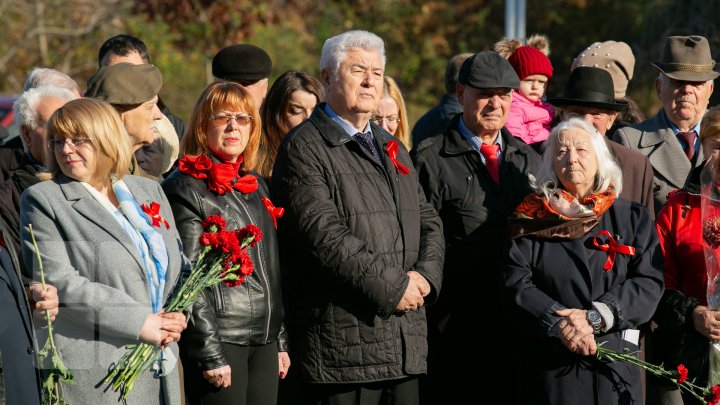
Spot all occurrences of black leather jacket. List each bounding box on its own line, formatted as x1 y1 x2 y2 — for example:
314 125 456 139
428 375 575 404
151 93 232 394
162 166 287 371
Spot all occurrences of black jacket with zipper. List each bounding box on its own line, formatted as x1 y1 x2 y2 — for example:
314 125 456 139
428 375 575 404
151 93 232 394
162 165 287 371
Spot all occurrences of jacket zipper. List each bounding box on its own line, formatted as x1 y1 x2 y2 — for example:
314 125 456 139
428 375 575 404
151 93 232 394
229 192 272 342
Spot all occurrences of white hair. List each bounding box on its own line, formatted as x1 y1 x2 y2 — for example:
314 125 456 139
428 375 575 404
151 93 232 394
320 30 386 75
531 118 623 198
13 85 77 129
23 67 80 94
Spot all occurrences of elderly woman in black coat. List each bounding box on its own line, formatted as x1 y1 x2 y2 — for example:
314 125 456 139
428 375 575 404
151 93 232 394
501 118 664 405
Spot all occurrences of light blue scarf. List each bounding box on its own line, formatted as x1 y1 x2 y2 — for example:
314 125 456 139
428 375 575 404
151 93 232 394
82 180 169 312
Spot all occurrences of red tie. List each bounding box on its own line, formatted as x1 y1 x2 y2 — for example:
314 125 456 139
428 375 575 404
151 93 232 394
480 143 500 183
678 130 697 161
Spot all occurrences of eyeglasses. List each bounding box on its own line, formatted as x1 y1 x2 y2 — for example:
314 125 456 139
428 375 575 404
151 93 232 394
48 137 91 151
371 116 400 126
211 113 253 127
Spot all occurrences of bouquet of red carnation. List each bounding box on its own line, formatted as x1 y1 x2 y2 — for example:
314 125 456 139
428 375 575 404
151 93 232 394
103 215 262 401
597 342 720 404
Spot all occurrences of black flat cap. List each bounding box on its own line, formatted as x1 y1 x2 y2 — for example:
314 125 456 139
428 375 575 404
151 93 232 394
458 51 520 89
86 63 162 105
212 44 272 82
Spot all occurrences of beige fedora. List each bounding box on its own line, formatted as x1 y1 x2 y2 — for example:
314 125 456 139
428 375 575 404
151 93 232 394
652 35 719 81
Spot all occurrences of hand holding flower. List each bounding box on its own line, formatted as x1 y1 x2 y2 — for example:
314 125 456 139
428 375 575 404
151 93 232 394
28 282 59 321
139 312 187 347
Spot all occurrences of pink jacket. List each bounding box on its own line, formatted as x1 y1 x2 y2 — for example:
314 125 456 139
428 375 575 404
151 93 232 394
505 92 555 145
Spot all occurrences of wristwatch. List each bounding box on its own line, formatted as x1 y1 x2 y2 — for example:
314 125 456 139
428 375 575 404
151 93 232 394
586 309 603 335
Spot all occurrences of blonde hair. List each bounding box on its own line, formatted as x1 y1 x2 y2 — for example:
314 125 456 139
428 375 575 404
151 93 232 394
42 98 132 184
700 105 720 145
182 81 260 168
382 76 410 148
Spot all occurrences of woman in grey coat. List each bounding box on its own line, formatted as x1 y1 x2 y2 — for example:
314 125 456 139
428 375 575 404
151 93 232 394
19 98 188 404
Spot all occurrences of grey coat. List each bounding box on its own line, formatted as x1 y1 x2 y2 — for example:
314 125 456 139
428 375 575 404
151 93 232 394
19 175 188 405
611 109 703 215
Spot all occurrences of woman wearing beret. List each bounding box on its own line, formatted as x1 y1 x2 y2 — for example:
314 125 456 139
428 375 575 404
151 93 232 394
162 81 288 405
501 118 663 404
20 98 188 404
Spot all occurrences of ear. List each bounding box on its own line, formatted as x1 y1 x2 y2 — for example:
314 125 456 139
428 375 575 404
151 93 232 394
654 77 662 99
607 112 619 131
321 69 331 87
19 125 32 148
456 84 465 104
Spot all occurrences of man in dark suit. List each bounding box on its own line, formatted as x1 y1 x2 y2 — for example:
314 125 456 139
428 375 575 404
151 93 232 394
411 51 540 404
549 67 655 217
612 35 717 215
0 219 59 404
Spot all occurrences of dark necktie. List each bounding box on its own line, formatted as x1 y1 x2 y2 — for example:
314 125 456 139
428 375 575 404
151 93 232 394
678 130 697 161
354 132 381 163
480 143 500 183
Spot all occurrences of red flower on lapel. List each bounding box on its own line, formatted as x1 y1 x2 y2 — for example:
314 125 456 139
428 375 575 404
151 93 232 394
385 140 410 175
178 154 212 179
141 202 170 229
261 196 284 228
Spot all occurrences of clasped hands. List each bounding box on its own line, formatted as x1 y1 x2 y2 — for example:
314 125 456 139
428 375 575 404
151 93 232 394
139 310 188 348
396 271 430 313
555 308 596 356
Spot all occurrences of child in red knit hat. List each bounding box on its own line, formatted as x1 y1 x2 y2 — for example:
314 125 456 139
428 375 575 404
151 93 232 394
494 34 555 149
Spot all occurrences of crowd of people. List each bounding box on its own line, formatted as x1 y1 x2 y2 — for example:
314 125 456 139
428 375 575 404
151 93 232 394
0 28 718 405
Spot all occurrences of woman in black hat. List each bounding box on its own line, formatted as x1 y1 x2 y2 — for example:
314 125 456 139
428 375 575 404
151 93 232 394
549 67 655 216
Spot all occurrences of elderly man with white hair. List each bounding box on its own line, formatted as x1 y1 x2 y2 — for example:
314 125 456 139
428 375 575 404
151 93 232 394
0 85 76 255
271 30 444 405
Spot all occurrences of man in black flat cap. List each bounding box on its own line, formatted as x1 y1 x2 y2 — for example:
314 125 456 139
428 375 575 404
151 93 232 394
612 35 718 215
550 66 655 216
85 63 164 180
411 51 540 404
212 44 272 114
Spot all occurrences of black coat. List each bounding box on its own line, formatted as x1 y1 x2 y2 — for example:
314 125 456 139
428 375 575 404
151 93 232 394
411 115 540 401
501 199 664 405
271 104 445 383
162 166 287 371
0 220 41 405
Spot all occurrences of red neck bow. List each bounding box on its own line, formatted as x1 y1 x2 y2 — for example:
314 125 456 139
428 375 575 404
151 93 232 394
592 230 636 271
178 154 258 195
261 196 284 228
385 140 410 175
141 202 170 229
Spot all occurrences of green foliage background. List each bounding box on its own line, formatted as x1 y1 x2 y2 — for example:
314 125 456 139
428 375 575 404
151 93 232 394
1 0 719 127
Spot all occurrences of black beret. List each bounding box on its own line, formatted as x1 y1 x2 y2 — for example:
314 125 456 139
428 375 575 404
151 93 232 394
86 63 162 105
212 44 272 82
458 51 520 89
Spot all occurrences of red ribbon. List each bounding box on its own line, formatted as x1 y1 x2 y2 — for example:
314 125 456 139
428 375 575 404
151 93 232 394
385 140 410 175
262 196 284 229
141 202 170 229
592 230 635 271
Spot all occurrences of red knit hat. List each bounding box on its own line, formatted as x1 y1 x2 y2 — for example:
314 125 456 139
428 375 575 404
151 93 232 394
508 45 553 80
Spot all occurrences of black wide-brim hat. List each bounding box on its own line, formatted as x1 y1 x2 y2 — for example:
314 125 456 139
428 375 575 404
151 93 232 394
548 67 628 112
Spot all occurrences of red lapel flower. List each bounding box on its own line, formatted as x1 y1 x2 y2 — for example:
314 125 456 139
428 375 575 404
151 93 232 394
261 196 284 228
592 230 636 271
141 202 170 229
384 140 410 175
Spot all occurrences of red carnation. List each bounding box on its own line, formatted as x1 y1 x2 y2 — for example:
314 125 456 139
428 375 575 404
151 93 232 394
676 364 688 384
199 232 217 246
706 384 720 405
178 154 212 179
237 224 263 247
202 215 227 231
237 250 254 276
216 231 240 254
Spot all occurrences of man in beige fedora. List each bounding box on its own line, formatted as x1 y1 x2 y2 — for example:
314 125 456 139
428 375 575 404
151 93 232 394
612 35 718 215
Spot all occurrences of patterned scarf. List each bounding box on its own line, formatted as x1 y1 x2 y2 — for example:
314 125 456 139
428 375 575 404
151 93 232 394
509 188 616 240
